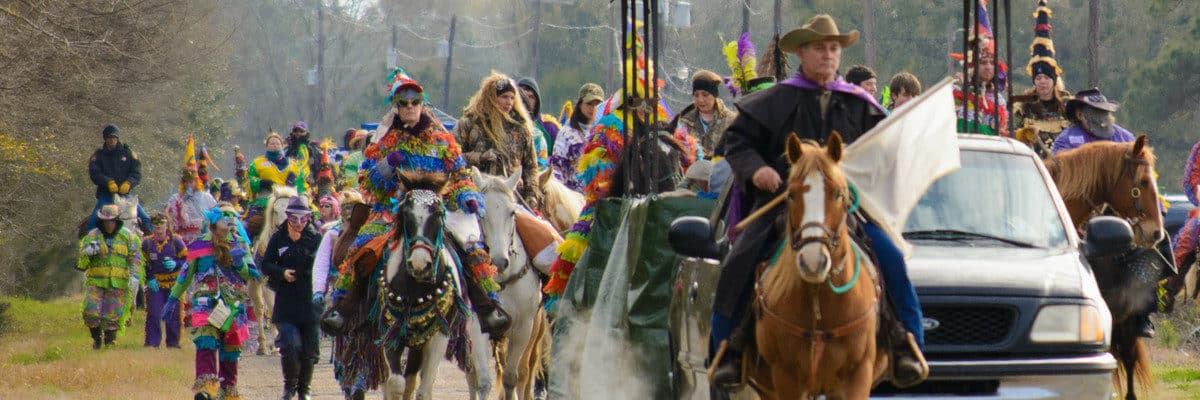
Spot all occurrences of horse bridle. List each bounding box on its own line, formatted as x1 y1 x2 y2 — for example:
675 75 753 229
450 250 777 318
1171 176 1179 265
380 189 450 307
787 183 848 253
1081 152 1156 244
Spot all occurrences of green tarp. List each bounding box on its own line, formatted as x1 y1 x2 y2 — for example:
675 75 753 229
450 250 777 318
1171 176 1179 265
549 196 714 400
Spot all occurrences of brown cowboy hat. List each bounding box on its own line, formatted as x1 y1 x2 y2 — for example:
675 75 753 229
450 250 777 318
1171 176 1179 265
780 14 860 53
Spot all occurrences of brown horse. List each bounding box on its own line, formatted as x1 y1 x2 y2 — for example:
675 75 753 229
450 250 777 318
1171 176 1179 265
748 133 886 399
1044 135 1164 400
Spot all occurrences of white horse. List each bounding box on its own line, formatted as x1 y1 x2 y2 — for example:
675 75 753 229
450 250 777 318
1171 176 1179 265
113 194 143 236
381 174 492 400
248 185 306 355
538 169 584 234
474 167 545 400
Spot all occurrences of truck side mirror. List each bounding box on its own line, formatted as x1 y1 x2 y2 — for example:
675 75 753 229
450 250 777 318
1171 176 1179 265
669 216 723 260
1081 216 1135 259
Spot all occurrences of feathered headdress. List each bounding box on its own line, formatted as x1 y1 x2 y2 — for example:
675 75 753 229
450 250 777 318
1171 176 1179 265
1026 0 1061 81
197 143 219 186
722 32 758 97
949 0 1008 91
558 100 574 127
180 135 204 194
233 145 247 183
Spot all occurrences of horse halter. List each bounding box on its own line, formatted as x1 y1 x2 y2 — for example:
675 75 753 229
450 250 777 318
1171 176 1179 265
1095 152 1156 245
380 189 452 308
787 179 848 252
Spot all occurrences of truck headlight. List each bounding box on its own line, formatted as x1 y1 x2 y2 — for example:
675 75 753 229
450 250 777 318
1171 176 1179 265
1029 304 1105 344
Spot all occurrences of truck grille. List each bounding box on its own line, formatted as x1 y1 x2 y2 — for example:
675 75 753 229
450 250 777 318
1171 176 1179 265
923 306 1015 346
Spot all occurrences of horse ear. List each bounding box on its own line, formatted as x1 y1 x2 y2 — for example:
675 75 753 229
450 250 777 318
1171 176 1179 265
396 171 412 193
506 167 523 190
826 131 843 163
470 166 483 186
1132 134 1147 156
785 133 803 164
538 169 552 187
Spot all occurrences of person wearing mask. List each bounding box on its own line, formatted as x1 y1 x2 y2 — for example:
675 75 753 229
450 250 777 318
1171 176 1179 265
167 146 219 244
286 121 323 185
454 72 544 209
550 83 605 191
86 124 151 232
78 204 144 349
262 197 324 400
1050 88 1134 154
142 212 188 348
166 205 258 400
247 131 308 210
517 77 560 169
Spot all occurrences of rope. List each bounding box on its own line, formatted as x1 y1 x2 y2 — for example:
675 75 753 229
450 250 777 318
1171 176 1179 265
828 246 862 295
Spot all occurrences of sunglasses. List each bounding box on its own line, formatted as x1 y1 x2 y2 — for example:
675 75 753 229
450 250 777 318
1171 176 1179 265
394 99 422 108
287 214 310 223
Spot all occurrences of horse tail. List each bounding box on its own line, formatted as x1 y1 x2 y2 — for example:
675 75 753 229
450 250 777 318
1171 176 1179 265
1112 336 1153 393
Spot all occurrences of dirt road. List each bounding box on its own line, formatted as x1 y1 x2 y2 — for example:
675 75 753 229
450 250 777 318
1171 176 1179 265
236 339 480 400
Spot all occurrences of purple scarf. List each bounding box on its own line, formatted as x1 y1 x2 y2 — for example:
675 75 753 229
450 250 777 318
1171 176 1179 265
781 71 884 113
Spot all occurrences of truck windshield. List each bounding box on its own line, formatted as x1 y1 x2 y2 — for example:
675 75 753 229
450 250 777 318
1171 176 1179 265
904 150 1069 249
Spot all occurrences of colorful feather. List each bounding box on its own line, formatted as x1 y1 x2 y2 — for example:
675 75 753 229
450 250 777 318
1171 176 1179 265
723 32 759 97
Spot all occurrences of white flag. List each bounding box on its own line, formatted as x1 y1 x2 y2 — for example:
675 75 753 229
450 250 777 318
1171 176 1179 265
842 77 961 257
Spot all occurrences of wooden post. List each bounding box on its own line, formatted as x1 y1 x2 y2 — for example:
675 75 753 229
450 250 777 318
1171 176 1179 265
530 0 543 78
863 0 875 67
443 15 457 110
741 0 750 34
1087 0 1100 87
315 0 326 131
773 0 781 35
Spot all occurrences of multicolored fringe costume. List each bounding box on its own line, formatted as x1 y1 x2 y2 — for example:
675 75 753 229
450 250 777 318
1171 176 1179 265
1172 142 1200 271
247 154 307 208
543 111 628 303
170 229 259 399
77 226 144 335
954 84 1009 136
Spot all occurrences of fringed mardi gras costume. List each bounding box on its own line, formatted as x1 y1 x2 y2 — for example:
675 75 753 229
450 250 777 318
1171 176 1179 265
77 225 144 335
543 111 627 305
361 112 484 216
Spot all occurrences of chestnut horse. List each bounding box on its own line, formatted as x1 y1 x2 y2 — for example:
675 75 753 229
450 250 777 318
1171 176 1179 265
748 133 886 399
1044 135 1165 400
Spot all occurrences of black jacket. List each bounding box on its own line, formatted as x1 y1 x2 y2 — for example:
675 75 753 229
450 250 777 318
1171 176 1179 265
712 82 884 317
261 225 323 324
88 143 142 198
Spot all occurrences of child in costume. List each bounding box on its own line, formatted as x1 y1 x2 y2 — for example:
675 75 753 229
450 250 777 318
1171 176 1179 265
142 212 188 348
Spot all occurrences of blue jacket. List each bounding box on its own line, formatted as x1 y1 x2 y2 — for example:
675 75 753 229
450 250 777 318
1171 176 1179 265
1051 124 1135 155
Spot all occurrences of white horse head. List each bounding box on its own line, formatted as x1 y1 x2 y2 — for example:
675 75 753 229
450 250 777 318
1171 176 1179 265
254 185 303 259
113 194 141 235
538 169 584 233
472 166 523 273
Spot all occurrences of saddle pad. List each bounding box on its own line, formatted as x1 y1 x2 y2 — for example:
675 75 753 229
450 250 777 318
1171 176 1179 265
516 213 562 258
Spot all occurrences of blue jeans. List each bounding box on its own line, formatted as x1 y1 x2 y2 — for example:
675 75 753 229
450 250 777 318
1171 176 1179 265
862 221 925 347
710 220 925 362
86 195 151 232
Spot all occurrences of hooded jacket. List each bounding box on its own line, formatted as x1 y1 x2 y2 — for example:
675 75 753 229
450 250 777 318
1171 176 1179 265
518 78 559 167
88 143 142 199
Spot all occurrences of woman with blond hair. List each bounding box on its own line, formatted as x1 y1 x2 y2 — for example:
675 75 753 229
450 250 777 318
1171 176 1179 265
454 72 543 208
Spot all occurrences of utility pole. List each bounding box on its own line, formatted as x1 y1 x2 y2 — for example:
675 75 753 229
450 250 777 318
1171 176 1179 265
315 0 326 131
608 5 616 90
741 0 750 34
773 0 781 35
530 0 543 78
443 15 457 110
863 0 875 67
1087 0 1100 87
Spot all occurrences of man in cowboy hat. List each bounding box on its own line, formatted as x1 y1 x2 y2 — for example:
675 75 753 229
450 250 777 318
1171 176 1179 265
1051 87 1136 155
78 204 145 349
712 13 928 388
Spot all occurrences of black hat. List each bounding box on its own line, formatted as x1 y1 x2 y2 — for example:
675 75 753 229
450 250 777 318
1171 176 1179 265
1026 0 1061 82
1065 88 1120 118
102 124 120 138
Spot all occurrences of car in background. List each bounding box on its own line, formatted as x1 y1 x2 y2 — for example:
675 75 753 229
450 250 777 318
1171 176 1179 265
1164 194 1194 238
669 135 1123 399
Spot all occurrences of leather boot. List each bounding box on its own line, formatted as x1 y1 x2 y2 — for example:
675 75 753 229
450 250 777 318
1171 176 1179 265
279 351 299 400
889 332 930 389
103 329 117 347
474 298 512 337
298 359 315 400
89 327 103 350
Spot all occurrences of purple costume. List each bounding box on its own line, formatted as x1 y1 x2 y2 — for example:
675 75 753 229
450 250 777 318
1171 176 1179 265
142 233 188 347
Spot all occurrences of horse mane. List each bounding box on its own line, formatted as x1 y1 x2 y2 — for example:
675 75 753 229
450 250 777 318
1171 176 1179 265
1045 141 1156 202
397 170 449 194
473 171 516 201
255 185 300 258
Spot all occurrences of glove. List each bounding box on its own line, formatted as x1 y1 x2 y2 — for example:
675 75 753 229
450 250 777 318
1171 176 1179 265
82 241 100 256
128 277 140 291
464 198 482 215
147 279 160 292
312 292 325 307
161 298 179 322
230 246 247 261
107 180 119 194
162 258 177 271
386 151 405 168
481 150 498 163
118 181 131 194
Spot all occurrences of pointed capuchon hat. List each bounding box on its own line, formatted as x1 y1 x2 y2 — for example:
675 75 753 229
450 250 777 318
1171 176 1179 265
1027 0 1062 81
